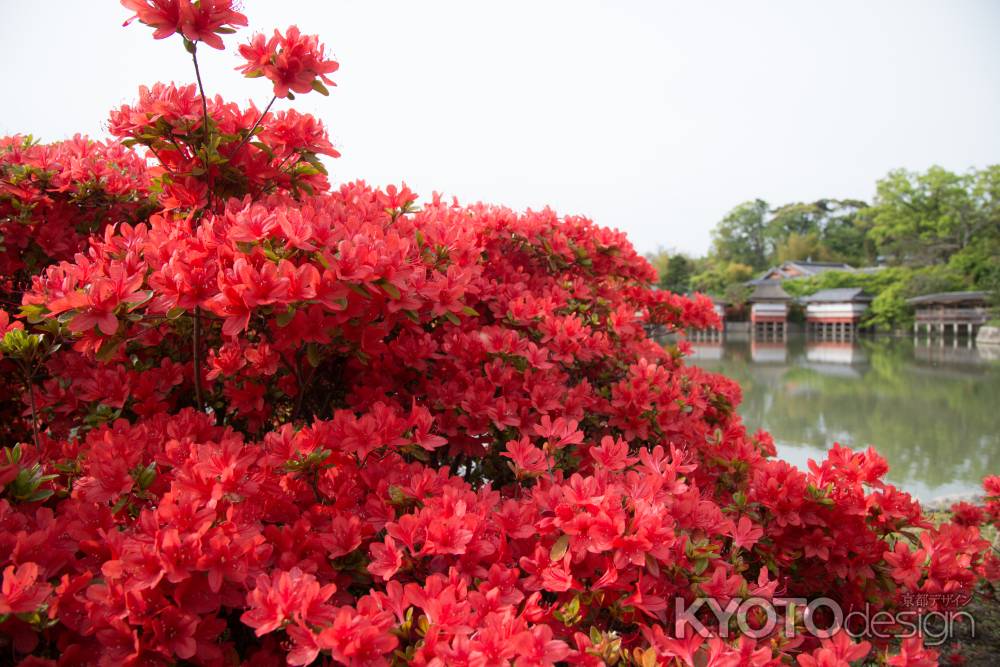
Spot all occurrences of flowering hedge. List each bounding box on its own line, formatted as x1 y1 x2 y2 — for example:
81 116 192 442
0 2 996 666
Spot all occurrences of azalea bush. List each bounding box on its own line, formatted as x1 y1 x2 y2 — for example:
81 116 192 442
0 2 997 666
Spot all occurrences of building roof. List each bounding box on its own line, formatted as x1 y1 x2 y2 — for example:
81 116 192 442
755 260 855 283
748 281 792 302
802 288 873 303
906 291 990 306
785 261 854 272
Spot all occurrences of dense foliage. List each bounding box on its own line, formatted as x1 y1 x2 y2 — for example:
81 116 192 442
0 3 997 665
779 266 968 331
650 168 1000 327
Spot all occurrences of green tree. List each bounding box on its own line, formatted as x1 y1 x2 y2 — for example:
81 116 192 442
690 261 754 296
644 247 670 282
768 199 870 265
723 282 753 316
711 199 770 271
660 254 694 294
773 231 832 263
865 166 998 266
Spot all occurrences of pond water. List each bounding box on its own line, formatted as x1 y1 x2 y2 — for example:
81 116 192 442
685 334 1000 503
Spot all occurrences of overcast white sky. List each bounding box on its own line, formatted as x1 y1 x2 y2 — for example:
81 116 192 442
2 1 999 255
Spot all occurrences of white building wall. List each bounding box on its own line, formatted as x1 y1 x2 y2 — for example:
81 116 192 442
805 303 867 319
751 303 788 318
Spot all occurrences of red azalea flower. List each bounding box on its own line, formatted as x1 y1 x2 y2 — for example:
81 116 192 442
0 563 52 615
121 0 247 49
238 26 339 98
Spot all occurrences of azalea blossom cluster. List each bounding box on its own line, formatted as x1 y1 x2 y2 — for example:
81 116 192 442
238 26 340 99
0 135 150 290
0 1 996 665
121 0 247 49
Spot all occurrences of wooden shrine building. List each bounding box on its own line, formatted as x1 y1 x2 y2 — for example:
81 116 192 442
802 288 873 338
908 291 990 338
748 282 791 340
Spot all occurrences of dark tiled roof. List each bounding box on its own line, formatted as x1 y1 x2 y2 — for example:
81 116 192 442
756 261 855 282
786 261 853 270
749 281 791 302
802 288 873 303
906 291 990 306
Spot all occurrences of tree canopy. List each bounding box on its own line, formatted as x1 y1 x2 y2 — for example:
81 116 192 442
660 165 999 328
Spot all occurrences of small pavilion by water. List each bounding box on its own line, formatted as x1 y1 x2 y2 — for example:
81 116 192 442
908 291 990 338
748 282 791 340
802 288 873 339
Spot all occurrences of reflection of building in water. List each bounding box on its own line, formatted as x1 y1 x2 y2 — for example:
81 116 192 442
688 342 724 360
804 341 868 378
912 335 991 367
908 291 989 338
802 288 872 338
806 341 868 364
683 333 1000 501
751 340 787 363
749 282 790 340
980 344 1000 362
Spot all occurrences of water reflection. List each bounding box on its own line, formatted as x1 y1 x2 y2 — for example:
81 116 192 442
687 334 1000 502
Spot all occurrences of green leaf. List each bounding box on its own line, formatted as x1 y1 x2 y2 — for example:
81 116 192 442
111 496 129 515
306 343 323 368
645 553 661 577
549 534 570 561
29 489 54 503
313 251 331 269
136 462 157 490
276 307 296 327
444 311 461 326
347 283 372 299
311 80 330 96
95 339 122 362
19 303 48 324
556 595 581 624
379 281 401 300
251 140 273 155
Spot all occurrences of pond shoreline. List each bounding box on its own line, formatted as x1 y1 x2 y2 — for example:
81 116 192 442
684 333 1000 502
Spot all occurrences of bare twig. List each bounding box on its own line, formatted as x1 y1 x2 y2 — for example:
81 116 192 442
233 95 277 156
192 307 204 411
190 44 215 209
23 370 40 449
